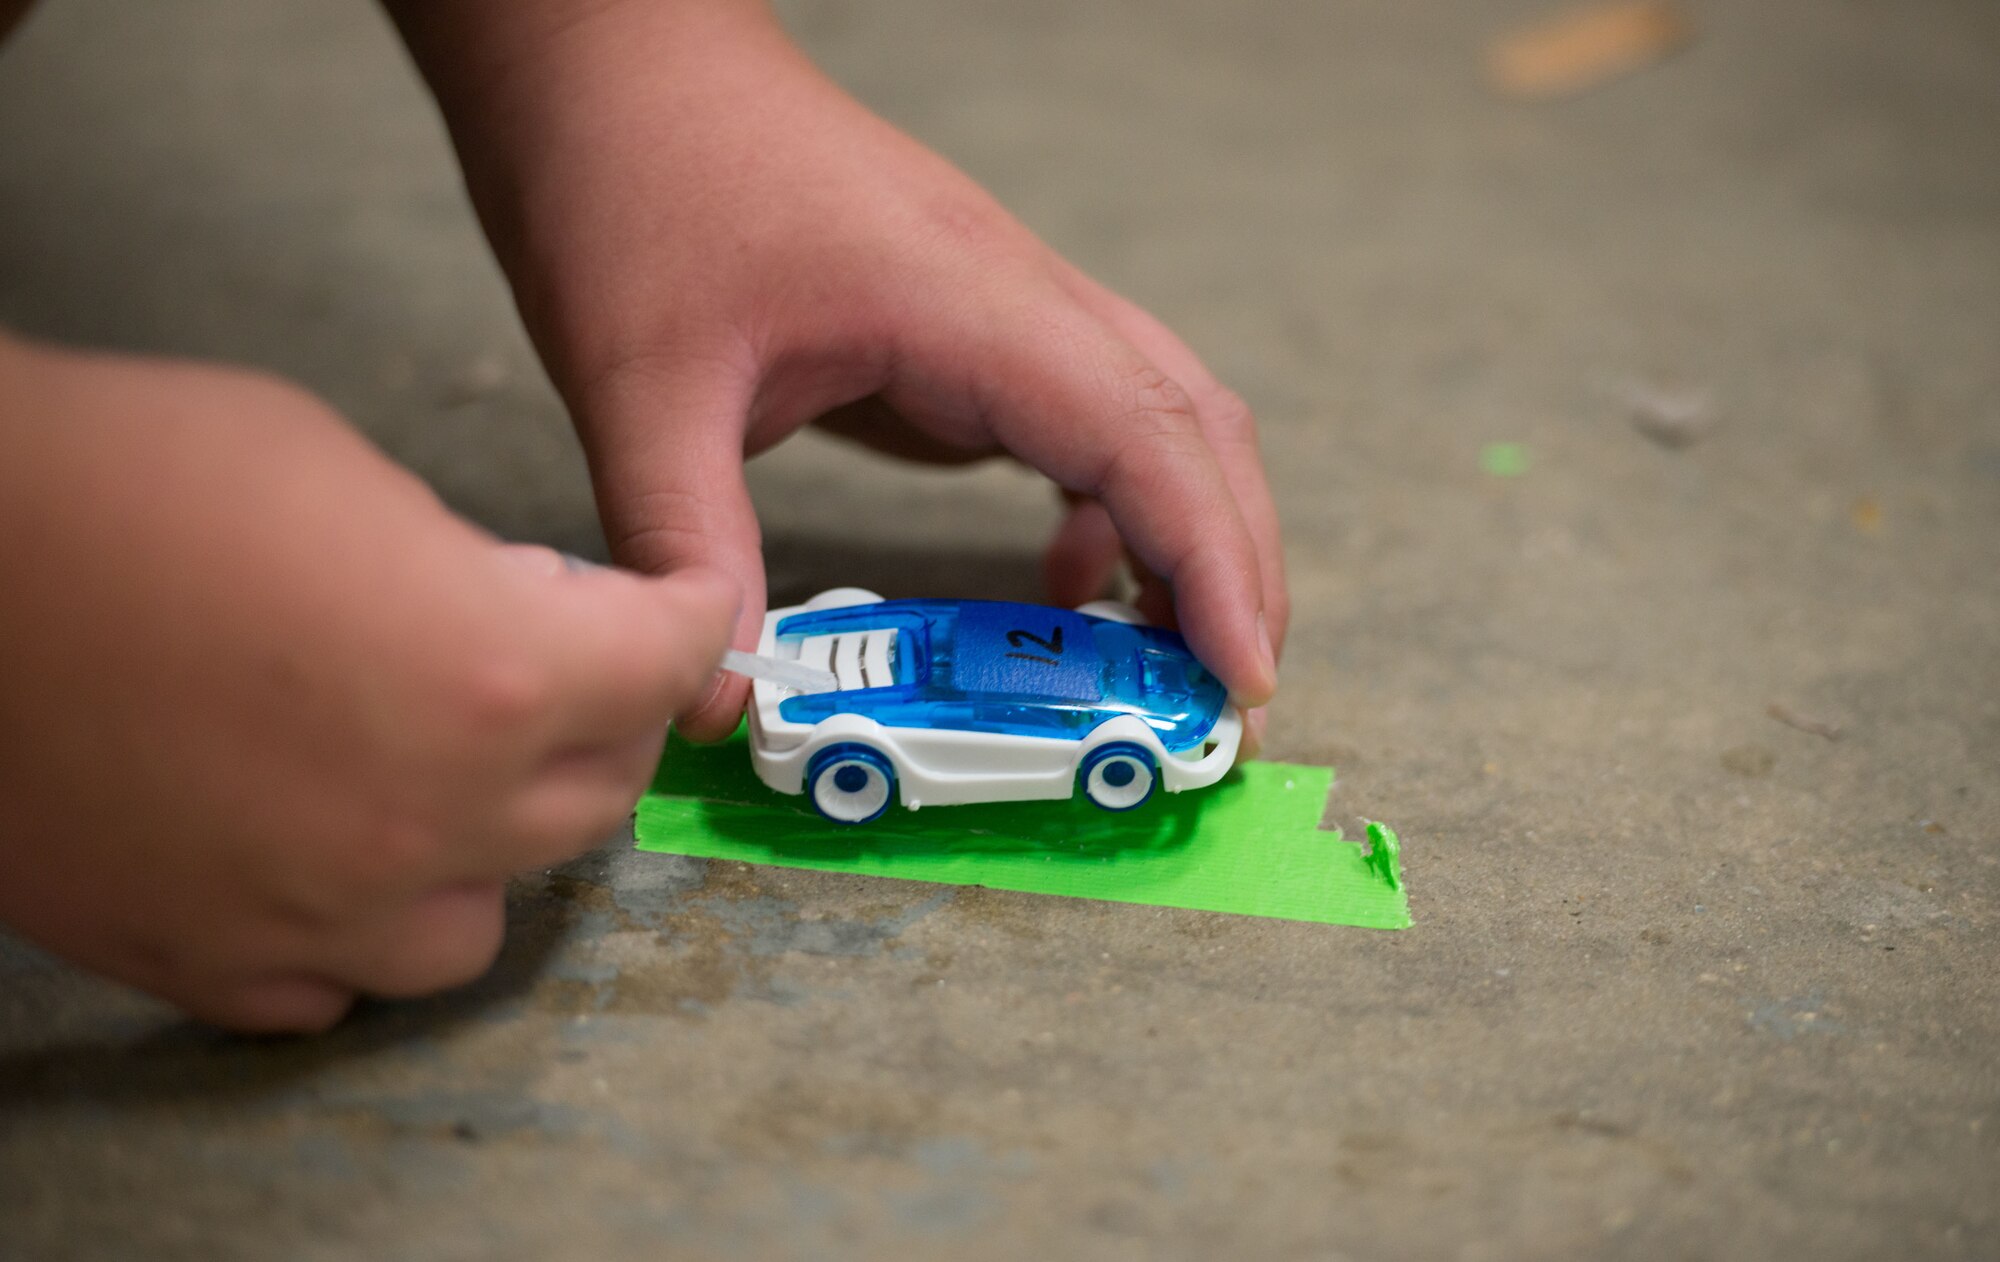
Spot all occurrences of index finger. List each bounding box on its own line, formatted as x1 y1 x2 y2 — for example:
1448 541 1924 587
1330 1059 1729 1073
1059 274 1291 662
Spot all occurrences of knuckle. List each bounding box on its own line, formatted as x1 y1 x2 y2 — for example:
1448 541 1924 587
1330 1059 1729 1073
907 192 1021 264
513 778 647 866
1096 424 1211 515
581 344 678 400
565 791 643 852
1118 362 1200 433
606 487 760 574
414 921 506 995
448 647 556 739
605 523 688 576
1200 385 1260 448
367 885 508 998
576 340 733 413
334 810 450 903
613 734 671 794
582 798 639 846
424 937 504 993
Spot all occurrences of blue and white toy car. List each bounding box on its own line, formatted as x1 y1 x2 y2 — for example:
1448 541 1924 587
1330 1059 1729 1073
744 588 1242 824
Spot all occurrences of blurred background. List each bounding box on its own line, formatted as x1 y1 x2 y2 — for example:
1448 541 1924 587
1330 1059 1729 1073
1 0 1995 1257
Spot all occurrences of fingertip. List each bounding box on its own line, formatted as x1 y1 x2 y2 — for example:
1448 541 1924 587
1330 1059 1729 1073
199 976 355 1035
1254 609 1279 692
643 569 752 735
1173 569 1276 709
1190 615 1276 711
1228 664 1278 712
1238 706 1268 763
674 671 749 742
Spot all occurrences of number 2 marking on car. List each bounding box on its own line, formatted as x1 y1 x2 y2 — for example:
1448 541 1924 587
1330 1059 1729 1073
1005 627 1064 666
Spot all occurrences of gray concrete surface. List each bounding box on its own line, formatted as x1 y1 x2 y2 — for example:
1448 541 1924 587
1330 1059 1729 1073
2 0 1996 1257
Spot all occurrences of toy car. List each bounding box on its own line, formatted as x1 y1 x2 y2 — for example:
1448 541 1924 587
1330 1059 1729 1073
744 588 1242 823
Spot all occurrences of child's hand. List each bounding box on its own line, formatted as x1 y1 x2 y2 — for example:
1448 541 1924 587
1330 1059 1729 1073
0 339 736 1031
392 0 1289 747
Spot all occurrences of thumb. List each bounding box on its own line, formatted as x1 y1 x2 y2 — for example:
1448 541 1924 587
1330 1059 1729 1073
505 551 742 742
578 360 767 741
479 552 741 873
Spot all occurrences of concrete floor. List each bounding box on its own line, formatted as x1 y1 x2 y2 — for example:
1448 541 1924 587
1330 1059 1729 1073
2 0 1996 1256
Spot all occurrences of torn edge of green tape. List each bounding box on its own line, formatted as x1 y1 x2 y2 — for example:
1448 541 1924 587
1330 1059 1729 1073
635 729 1410 929
1363 820 1403 893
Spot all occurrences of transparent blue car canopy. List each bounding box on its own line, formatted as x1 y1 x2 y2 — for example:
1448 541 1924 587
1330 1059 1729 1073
774 599 1227 752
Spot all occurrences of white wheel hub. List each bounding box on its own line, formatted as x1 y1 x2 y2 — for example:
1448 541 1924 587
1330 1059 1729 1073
1085 751 1155 810
813 755 892 822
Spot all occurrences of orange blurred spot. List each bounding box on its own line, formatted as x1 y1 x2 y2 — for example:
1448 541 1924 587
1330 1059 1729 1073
1488 1 1694 100
1850 497 1883 535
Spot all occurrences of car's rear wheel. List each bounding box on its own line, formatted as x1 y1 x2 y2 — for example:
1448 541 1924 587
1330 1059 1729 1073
1079 743 1158 812
807 743 897 824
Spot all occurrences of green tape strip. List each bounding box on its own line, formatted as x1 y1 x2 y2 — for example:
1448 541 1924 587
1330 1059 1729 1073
635 730 1409 928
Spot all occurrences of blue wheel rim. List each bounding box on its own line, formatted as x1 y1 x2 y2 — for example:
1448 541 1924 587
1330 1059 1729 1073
807 743 896 824
1080 742 1158 812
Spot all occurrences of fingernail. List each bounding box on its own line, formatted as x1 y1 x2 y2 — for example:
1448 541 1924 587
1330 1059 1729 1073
1237 705 1267 763
499 543 567 577
1256 611 1278 689
694 667 730 715
672 671 733 740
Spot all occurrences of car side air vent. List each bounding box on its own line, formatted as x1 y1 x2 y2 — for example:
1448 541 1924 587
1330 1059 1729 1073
797 628 901 693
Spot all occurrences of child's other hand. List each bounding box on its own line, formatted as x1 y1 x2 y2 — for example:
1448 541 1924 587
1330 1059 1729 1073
0 339 736 1031
393 0 1288 747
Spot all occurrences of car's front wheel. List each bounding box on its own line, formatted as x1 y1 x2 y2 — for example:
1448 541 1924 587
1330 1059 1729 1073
806 743 897 824
1079 743 1159 812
